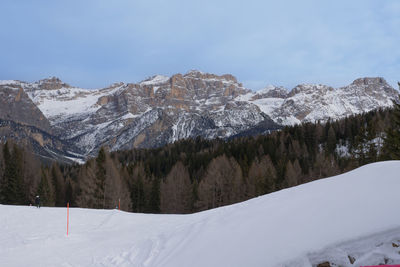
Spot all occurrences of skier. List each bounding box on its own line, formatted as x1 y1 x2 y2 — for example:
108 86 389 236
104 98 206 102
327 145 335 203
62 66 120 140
35 195 40 208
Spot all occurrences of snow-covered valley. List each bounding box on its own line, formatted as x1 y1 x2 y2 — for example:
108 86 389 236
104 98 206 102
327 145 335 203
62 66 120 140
1 161 400 267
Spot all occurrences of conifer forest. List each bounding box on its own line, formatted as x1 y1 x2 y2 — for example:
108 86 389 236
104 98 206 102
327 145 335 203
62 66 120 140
1 103 399 214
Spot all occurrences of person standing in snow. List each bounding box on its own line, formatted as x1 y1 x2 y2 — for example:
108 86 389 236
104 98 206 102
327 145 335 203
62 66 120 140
35 195 40 208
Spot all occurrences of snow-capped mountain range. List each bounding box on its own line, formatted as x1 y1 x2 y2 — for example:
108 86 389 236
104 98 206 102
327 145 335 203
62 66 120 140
0 71 398 162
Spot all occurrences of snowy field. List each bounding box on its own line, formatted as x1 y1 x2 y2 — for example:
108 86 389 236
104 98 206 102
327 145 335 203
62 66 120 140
1 161 400 267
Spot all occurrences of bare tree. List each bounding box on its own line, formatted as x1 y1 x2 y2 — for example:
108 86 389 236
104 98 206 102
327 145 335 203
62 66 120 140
248 155 277 196
160 161 192 213
197 155 243 210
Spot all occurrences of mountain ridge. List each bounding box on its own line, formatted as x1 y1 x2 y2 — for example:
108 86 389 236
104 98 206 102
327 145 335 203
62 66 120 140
0 71 398 162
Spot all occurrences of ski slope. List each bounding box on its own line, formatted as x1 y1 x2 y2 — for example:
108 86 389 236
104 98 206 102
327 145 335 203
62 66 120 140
1 161 400 267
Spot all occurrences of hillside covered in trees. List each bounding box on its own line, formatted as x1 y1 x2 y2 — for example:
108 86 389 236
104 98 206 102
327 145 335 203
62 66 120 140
1 104 399 214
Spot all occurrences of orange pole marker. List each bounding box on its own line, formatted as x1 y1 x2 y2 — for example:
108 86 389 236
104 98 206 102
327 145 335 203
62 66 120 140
67 202 69 236
118 198 121 211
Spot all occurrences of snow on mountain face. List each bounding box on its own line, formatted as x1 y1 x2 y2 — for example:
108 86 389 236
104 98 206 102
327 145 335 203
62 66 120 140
3 73 397 158
139 74 170 86
1 161 400 267
24 82 125 121
245 77 398 125
253 85 288 99
19 71 269 156
0 80 21 86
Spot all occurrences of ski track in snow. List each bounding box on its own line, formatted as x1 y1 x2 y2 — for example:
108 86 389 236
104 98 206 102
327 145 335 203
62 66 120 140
1 161 400 267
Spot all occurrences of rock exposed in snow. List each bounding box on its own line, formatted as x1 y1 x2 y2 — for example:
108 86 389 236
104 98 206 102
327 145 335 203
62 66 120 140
252 85 288 99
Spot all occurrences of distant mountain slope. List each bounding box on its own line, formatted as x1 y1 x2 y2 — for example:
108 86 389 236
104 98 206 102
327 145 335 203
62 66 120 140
239 77 398 125
0 119 83 164
0 72 398 159
0 82 52 133
1 161 399 267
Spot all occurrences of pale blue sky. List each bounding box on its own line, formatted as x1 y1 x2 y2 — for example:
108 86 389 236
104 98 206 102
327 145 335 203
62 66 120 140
0 0 399 90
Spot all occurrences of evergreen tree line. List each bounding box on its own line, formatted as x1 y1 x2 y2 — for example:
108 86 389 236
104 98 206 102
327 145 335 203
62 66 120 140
1 101 399 213
0 141 73 206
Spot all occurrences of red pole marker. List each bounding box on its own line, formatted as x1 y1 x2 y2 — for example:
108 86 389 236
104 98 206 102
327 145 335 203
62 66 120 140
67 202 69 236
118 198 121 211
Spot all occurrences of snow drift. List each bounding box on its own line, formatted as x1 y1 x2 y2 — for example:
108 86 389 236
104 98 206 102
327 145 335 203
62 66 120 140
1 161 400 267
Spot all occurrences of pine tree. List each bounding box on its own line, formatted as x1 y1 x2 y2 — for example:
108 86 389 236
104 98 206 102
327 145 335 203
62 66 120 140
148 177 160 213
1 143 24 204
191 179 199 212
37 168 54 206
11 144 25 203
130 175 146 212
65 178 73 206
95 147 107 208
384 90 400 159
353 125 368 165
51 164 65 207
0 143 11 203
326 125 337 154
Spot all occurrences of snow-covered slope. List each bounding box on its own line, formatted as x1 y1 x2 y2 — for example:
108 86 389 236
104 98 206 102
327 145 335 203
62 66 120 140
1 161 400 267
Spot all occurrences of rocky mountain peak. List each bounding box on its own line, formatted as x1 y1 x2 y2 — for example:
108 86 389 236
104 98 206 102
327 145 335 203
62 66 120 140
184 70 238 83
0 80 21 86
37 77 70 90
108 82 125 88
351 77 388 86
155 71 248 101
344 77 398 98
139 75 170 86
253 85 288 99
288 84 333 97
